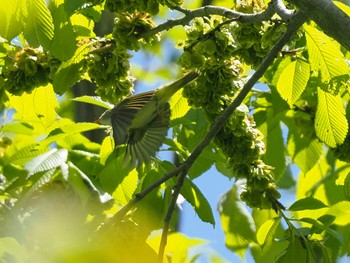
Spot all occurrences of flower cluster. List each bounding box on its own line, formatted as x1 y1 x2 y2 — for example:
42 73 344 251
86 40 134 103
180 16 281 209
1 47 51 96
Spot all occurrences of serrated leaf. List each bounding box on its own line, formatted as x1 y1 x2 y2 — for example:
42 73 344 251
53 43 91 94
218 185 256 257
113 168 138 206
181 178 215 225
24 0 54 49
33 85 59 130
8 143 46 165
305 25 349 82
293 137 323 173
24 148 68 176
0 1 24 40
289 197 328 211
315 88 348 147
73 95 113 109
40 122 101 146
170 89 191 120
277 59 310 106
327 201 350 226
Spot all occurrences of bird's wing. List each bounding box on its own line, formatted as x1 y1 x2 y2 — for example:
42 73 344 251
125 102 171 165
111 90 155 146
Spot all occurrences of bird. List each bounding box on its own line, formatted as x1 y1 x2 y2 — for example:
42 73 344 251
98 71 199 165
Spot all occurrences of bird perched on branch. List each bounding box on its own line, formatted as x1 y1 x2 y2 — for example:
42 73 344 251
98 71 199 165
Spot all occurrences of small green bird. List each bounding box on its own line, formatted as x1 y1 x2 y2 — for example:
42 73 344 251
98 71 199 165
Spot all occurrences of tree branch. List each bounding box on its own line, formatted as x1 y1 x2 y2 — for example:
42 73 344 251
289 0 350 51
140 2 276 39
273 0 294 21
156 12 307 262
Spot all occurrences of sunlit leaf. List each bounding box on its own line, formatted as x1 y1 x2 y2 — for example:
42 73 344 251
289 197 328 211
315 88 348 147
73 96 113 109
327 201 350 226
24 148 68 176
147 232 206 263
257 218 279 245
291 136 323 173
0 1 24 40
33 84 59 130
277 59 310 106
0 237 27 260
24 0 54 49
170 89 191 120
181 178 215 225
113 168 138 206
40 122 101 146
218 185 256 257
53 43 91 94
305 25 349 82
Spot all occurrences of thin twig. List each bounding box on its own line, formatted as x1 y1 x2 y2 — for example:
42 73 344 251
157 170 188 263
140 3 276 39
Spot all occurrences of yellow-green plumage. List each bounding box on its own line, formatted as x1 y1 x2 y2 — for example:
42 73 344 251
99 71 198 165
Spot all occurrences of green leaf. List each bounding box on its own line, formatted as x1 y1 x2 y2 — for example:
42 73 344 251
289 197 328 211
8 143 47 165
112 168 138 206
0 237 27 260
40 122 101 146
148 233 206 263
33 85 59 130
99 156 134 195
218 185 256 257
170 89 191 120
24 148 68 176
315 88 348 147
264 119 285 180
305 25 349 82
327 201 350 226
344 172 350 201
24 0 54 49
52 43 91 94
50 22 77 61
181 178 215 225
291 136 323 173
257 218 280 245
68 162 111 206
276 237 307 263
277 59 310 106
73 96 113 109
0 1 24 40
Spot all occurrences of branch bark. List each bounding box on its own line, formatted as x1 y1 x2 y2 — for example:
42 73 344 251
289 0 350 51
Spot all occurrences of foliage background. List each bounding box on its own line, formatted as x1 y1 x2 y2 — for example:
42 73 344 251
1 0 350 262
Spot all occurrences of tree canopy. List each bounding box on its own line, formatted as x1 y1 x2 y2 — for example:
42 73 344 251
1 0 350 262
